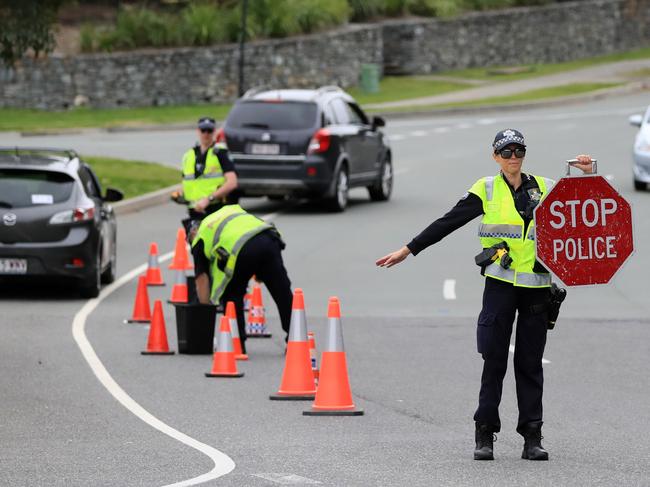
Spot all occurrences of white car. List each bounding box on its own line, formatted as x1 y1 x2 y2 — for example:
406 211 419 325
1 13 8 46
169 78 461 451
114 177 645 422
629 106 650 191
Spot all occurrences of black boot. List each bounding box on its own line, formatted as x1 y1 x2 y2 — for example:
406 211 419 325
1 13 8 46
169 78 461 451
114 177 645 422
474 423 496 460
521 424 549 461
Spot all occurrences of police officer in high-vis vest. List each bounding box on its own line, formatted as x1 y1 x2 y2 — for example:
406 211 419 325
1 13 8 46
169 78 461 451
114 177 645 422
191 204 293 353
376 129 594 462
181 117 238 221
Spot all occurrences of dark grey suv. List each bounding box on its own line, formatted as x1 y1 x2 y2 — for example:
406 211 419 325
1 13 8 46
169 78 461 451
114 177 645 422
0 148 123 297
217 86 392 211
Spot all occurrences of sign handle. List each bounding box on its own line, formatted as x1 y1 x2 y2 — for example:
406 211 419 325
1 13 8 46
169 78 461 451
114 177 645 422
565 159 598 176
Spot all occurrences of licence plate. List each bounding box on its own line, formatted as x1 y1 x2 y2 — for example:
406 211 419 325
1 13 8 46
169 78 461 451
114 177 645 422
250 143 280 155
0 259 27 274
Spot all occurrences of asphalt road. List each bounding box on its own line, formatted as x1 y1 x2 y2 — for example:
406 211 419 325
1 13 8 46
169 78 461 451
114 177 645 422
1 93 649 486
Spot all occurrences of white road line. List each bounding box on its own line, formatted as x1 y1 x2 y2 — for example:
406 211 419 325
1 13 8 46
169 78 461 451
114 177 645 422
443 279 457 300
410 130 428 137
394 168 410 176
388 134 406 141
433 127 449 133
252 473 322 485
509 344 551 364
72 252 235 486
454 123 472 129
72 213 278 486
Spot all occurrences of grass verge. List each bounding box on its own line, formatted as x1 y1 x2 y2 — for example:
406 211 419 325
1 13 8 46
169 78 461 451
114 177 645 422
445 47 650 81
0 105 232 132
348 77 472 105
367 82 622 113
83 155 179 200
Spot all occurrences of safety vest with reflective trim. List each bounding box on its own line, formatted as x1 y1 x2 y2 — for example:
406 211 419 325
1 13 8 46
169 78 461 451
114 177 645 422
181 144 226 207
468 173 555 288
192 204 272 303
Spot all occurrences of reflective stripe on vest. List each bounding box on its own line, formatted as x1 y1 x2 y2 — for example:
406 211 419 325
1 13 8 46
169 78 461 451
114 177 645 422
484 176 495 201
212 212 247 249
483 263 551 287
181 147 226 206
468 174 551 288
209 225 271 302
478 223 522 239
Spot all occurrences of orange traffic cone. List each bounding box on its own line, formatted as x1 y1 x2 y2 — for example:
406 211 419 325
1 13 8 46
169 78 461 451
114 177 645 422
141 300 175 355
169 228 193 271
226 301 248 360
145 242 165 286
168 269 188 304
246 284 272 338
270 289 316 400
205 316 244 378
308 331 319 384
125 275 152 323
303 297 363 416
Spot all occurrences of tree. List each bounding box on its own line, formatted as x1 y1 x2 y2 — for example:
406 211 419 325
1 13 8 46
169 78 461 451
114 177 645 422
0 0 66 67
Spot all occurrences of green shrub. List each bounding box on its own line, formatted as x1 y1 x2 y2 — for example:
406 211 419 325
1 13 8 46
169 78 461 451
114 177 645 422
349 0 386 21
111 7 175 49
292 0 350 33
463 0 516 10
79 24 95 53
180 3 229 45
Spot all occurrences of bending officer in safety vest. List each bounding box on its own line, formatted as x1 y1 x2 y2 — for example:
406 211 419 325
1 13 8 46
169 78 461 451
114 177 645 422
376 129 594 461
180 117 238 222
191 204 293 353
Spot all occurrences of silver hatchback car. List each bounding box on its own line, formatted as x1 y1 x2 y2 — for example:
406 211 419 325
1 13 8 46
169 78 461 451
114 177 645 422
629 106 650 191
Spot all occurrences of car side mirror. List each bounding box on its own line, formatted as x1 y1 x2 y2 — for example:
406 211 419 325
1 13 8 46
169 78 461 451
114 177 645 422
372 116 385 130
104 187 124 202
629 114 643 127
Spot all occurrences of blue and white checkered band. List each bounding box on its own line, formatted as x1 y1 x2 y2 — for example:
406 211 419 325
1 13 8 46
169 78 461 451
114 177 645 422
493 134 525 149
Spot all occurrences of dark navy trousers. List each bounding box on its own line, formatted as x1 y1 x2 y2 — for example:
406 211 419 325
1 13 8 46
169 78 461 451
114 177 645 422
473 277 549 434
220 231 293 353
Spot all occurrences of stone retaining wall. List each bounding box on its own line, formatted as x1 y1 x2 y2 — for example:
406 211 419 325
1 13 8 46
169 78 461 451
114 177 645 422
383 0 650 74
0 24 383 109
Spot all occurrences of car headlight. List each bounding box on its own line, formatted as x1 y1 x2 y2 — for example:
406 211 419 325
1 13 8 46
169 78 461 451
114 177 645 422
635 140 650 154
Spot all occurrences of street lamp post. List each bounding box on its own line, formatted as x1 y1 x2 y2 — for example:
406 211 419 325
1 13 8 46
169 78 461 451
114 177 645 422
238 0 248 97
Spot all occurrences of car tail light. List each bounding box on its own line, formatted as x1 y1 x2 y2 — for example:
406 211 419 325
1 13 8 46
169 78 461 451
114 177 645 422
49 205 95 224
69 258 85 268
215 127 227 144
307 129 331 154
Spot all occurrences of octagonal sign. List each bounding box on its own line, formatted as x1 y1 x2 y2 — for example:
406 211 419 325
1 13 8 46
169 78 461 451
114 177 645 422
534 175 634 286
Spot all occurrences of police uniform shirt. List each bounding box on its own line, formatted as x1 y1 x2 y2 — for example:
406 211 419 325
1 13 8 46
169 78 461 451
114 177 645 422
192 240 211 277
407 173 541 255
191 143 236 178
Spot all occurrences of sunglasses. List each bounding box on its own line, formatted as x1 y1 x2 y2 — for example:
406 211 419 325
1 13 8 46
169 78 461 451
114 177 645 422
496 147 526 159
200 128 215 134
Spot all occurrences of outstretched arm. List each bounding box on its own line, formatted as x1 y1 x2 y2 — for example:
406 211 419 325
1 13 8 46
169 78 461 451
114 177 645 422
376 246 411 268
375 192 483 269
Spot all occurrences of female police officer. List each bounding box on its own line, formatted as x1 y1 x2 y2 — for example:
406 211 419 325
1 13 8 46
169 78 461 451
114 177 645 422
376 129 593 461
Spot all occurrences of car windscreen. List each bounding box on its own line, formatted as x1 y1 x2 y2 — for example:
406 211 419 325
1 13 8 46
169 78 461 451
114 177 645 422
0 169 75 209
227 101 318 130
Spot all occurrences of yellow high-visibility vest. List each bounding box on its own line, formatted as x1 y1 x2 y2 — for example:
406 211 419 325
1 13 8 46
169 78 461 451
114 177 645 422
468 173 554 288
181 144 226 207
192 205 272 302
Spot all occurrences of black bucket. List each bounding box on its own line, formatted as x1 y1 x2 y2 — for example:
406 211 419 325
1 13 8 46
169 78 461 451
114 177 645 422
173 302 217 354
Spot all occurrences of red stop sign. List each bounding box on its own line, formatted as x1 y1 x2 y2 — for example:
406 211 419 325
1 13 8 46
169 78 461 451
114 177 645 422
534 175 634 286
